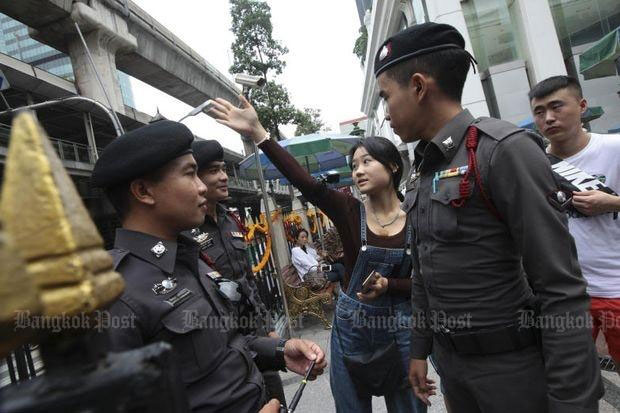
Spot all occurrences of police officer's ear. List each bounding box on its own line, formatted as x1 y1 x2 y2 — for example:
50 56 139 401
128 178 157 206
578 97 588 116
409 73 427 101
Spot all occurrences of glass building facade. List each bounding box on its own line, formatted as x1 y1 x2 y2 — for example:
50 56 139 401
549 0 619 58
462 0 524 73
0 13 135 107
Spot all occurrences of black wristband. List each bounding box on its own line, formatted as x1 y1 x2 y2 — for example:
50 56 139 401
275 338 287 368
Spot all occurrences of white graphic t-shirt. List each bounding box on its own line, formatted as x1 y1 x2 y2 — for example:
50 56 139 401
562 133 620 298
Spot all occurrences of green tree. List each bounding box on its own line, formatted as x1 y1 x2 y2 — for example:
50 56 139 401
294 108 325 136
353 25 368 65
229 0 324 139
349 122 365 136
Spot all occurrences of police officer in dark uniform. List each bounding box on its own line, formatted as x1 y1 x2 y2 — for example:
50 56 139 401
373 23 603 412
189 139 286 406
91 120 326 413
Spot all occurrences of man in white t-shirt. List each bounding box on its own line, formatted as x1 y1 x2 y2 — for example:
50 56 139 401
530 75 620 368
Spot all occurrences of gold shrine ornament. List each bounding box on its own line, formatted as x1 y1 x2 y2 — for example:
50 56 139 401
0 112 124 323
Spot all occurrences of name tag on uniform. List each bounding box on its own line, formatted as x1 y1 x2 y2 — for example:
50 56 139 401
230 231 244 239
164 288 193 307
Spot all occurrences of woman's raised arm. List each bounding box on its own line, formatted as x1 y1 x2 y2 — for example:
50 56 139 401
208 95 352 218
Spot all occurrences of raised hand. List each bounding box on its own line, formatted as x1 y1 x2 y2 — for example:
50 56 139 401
208 95 268 143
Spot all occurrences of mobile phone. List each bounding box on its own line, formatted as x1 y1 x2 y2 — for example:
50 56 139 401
361 271 380 294
321 264 332 272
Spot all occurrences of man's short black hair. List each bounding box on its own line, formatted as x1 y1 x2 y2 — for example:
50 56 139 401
384 48 471 102
528 75 583 101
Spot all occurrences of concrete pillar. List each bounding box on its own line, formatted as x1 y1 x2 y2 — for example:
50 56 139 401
512 0 566 85
68 1 136 113
425 0 490 117
83 112 98 163
261 196 290 267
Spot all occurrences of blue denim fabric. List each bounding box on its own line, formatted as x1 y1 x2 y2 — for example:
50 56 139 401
329 205 426 413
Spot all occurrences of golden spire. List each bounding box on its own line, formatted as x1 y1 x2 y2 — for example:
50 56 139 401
0 112 124 321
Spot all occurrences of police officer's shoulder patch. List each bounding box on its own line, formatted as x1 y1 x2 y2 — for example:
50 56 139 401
474 117 523 142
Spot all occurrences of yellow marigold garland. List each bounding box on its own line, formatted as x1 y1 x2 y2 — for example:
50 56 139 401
244 211 279 273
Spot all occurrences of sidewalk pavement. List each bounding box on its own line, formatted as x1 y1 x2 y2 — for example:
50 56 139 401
279 307 620 413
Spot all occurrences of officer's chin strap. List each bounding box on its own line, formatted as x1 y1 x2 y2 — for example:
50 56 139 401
450 126 503 221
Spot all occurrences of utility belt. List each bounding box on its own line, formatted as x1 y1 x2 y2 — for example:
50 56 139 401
433 323 539 356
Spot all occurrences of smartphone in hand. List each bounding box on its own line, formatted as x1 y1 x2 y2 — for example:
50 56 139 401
361 271 380 294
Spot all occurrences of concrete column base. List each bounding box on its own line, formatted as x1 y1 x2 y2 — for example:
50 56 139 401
68 1 137 113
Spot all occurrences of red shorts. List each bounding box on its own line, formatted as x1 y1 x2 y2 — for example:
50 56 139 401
591 297 620 361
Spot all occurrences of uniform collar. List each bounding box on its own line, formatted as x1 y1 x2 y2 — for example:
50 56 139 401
204 202 228 226
430 109 475 162
114 228 181 275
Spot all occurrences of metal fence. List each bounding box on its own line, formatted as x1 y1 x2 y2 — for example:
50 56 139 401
245 230 287 336
0 123 95 164
0 345 44 389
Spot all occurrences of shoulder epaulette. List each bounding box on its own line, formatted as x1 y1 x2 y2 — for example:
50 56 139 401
473 117 524 142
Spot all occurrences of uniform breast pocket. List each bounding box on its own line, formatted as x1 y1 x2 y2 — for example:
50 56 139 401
430 179 461 242
231 238 247 252
161 297 228 383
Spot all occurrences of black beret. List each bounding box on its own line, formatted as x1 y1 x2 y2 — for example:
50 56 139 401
192 139 224 170
374 22 469 77
92 120 194 188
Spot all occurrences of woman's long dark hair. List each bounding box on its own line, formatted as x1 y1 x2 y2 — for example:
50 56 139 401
348 136 404 201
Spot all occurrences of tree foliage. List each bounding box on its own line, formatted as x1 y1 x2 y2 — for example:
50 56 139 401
229 0 287 77
349 122 365 136
294 108 325 136
229 0 324 139
353 25 368 65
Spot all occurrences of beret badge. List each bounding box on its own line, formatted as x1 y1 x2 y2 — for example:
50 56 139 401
379 42 391 61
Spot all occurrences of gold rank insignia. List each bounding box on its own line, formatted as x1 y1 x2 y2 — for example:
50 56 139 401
231 231 244 238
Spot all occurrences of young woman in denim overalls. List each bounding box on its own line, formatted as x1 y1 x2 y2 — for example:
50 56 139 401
208 95 427 412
